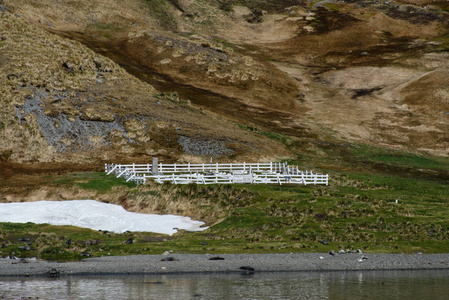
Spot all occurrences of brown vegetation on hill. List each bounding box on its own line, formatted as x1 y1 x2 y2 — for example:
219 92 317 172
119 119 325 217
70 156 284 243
0 4 289 167
1 0 449 198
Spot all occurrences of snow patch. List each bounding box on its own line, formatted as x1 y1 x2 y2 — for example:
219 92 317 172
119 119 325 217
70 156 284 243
0 200 208 235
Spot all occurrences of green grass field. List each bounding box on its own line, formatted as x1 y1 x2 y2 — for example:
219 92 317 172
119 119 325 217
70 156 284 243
1 146 449 260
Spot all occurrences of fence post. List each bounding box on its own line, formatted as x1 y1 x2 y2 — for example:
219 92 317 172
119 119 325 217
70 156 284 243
152 157 159 175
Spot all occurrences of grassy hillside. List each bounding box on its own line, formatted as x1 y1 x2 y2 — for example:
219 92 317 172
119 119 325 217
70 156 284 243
1 159 449 260
1 142 449 259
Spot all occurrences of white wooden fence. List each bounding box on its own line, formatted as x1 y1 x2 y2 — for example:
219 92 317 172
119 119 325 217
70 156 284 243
105 162 286 175
105 161 328 186
148 172 328 185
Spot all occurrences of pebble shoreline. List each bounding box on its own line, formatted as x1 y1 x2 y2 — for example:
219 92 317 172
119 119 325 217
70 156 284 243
1 253 449 277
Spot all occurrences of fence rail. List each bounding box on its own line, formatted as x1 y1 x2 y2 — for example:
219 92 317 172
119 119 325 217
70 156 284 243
105 162 328 186
105 162 287 175
146 172 328 185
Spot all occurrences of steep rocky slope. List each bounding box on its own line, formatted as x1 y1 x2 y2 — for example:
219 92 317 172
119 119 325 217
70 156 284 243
0 4 289 168
2 0 449 169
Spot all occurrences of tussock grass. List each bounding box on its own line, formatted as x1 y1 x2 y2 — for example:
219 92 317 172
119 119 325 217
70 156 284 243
2 141 449 259
55 172 136 193
348 144 449 170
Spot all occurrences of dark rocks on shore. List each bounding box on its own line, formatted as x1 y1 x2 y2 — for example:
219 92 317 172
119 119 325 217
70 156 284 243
209 256 225 260
161 257 179 261
329 250 336 256
10 257 29 264
48 268 60 277
239 266 255 274
126 238 133 244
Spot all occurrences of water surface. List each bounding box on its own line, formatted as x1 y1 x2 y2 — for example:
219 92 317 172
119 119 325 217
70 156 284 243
1 270 449 299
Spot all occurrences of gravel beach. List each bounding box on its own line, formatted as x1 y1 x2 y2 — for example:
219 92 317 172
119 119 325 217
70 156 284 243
2 253 449 277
